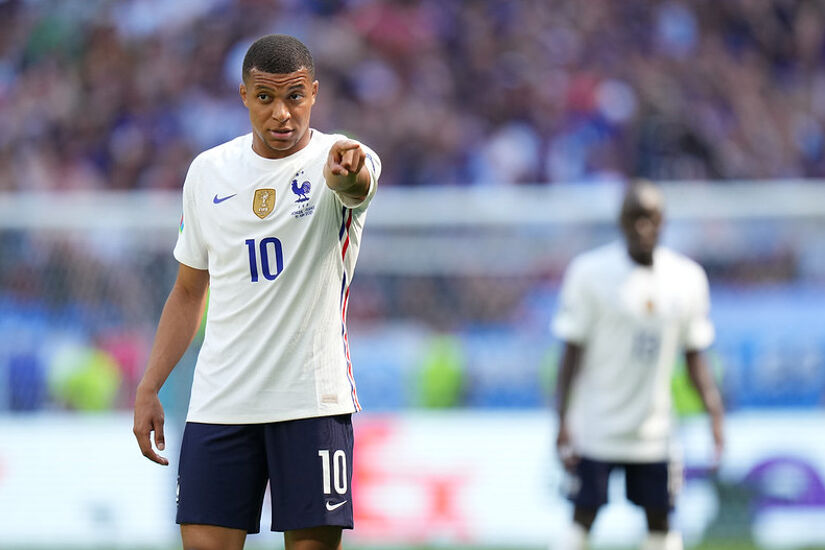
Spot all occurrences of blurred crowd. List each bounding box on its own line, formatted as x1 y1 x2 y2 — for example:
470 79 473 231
1 0 825 190
3 230 824 413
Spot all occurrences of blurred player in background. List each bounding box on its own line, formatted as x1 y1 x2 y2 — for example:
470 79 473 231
133 34 381 550
552 181 724 550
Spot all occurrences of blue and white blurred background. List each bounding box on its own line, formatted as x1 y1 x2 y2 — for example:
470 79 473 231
1 1 825 548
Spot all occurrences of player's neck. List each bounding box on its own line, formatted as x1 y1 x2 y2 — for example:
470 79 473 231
627 248 654 267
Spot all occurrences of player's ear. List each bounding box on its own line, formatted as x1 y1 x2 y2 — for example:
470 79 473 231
239 82 249 108
311 80 318 106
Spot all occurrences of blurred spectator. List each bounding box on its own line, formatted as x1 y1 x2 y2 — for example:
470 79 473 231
2 0 825 190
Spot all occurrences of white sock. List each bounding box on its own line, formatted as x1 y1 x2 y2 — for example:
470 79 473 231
642 531 683 550
554 522 587 550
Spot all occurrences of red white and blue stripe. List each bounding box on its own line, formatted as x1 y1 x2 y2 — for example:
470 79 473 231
338 206 360 411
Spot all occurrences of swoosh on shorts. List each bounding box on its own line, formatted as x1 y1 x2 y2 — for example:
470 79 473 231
325 500 348 511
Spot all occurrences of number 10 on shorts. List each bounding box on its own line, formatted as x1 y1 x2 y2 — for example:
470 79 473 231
318 449 348 495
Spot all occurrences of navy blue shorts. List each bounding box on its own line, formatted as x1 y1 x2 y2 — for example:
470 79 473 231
564 456 681 510
177 414 353 533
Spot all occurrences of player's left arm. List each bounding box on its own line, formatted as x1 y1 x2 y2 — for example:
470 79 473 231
683 263 724 463
324 139 373 204
685 349 724 463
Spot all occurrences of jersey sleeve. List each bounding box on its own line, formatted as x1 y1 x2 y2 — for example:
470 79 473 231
683 265 714 351
552 258 593 344
331 142 381 210
173 158 209 270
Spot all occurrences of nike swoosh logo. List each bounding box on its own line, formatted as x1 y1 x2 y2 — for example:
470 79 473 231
325 500 347 511
213 193 237 204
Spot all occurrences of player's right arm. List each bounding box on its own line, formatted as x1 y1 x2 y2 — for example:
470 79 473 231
552 257 592 471
556 342 583 471
133 263 209 465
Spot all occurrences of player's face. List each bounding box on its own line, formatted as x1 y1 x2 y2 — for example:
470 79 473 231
621 203 662 265
240 67 318 159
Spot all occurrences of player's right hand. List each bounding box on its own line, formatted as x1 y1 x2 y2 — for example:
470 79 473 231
556 423 579 472
711 414 725 468
133 386 169 466
326 140 366 179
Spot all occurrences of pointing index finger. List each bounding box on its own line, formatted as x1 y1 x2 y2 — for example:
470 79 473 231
335 140 362 154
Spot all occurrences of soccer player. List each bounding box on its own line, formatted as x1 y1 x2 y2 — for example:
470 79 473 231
552 181 724 550
132 34 381 550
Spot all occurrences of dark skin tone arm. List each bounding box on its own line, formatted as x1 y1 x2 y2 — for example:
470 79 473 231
554 343 726 471
133 264 209 465
685 349 725 464
555 341 583 471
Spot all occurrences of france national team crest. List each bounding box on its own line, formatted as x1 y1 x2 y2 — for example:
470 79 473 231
291 171 311 202
253 188 276 219
290 171 315 219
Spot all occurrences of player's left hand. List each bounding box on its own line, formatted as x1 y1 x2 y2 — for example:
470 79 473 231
326 140 366 179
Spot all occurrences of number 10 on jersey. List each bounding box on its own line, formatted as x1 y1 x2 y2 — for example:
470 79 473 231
245 238 284 282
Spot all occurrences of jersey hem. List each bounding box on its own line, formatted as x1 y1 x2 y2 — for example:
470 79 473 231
185 406 358 425
575 443 671 463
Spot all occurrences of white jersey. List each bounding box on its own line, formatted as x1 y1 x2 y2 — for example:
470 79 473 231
174 130 381 424
552 242 713 462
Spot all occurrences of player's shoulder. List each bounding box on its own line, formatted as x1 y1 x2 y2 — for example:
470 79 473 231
312 129 379 158
657 246 708 281
190 134 251 172
568 242 624 276
312 129 344 144
306 129 345 152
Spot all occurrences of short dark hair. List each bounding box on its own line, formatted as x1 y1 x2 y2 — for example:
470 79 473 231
620 179 665 220
242 34 315 81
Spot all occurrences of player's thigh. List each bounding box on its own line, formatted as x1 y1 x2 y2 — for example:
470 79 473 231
624 460 680 511
180 524 246 550
284 525 343 550
565 457 614 509
265 414 354 531
177 422 269 533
